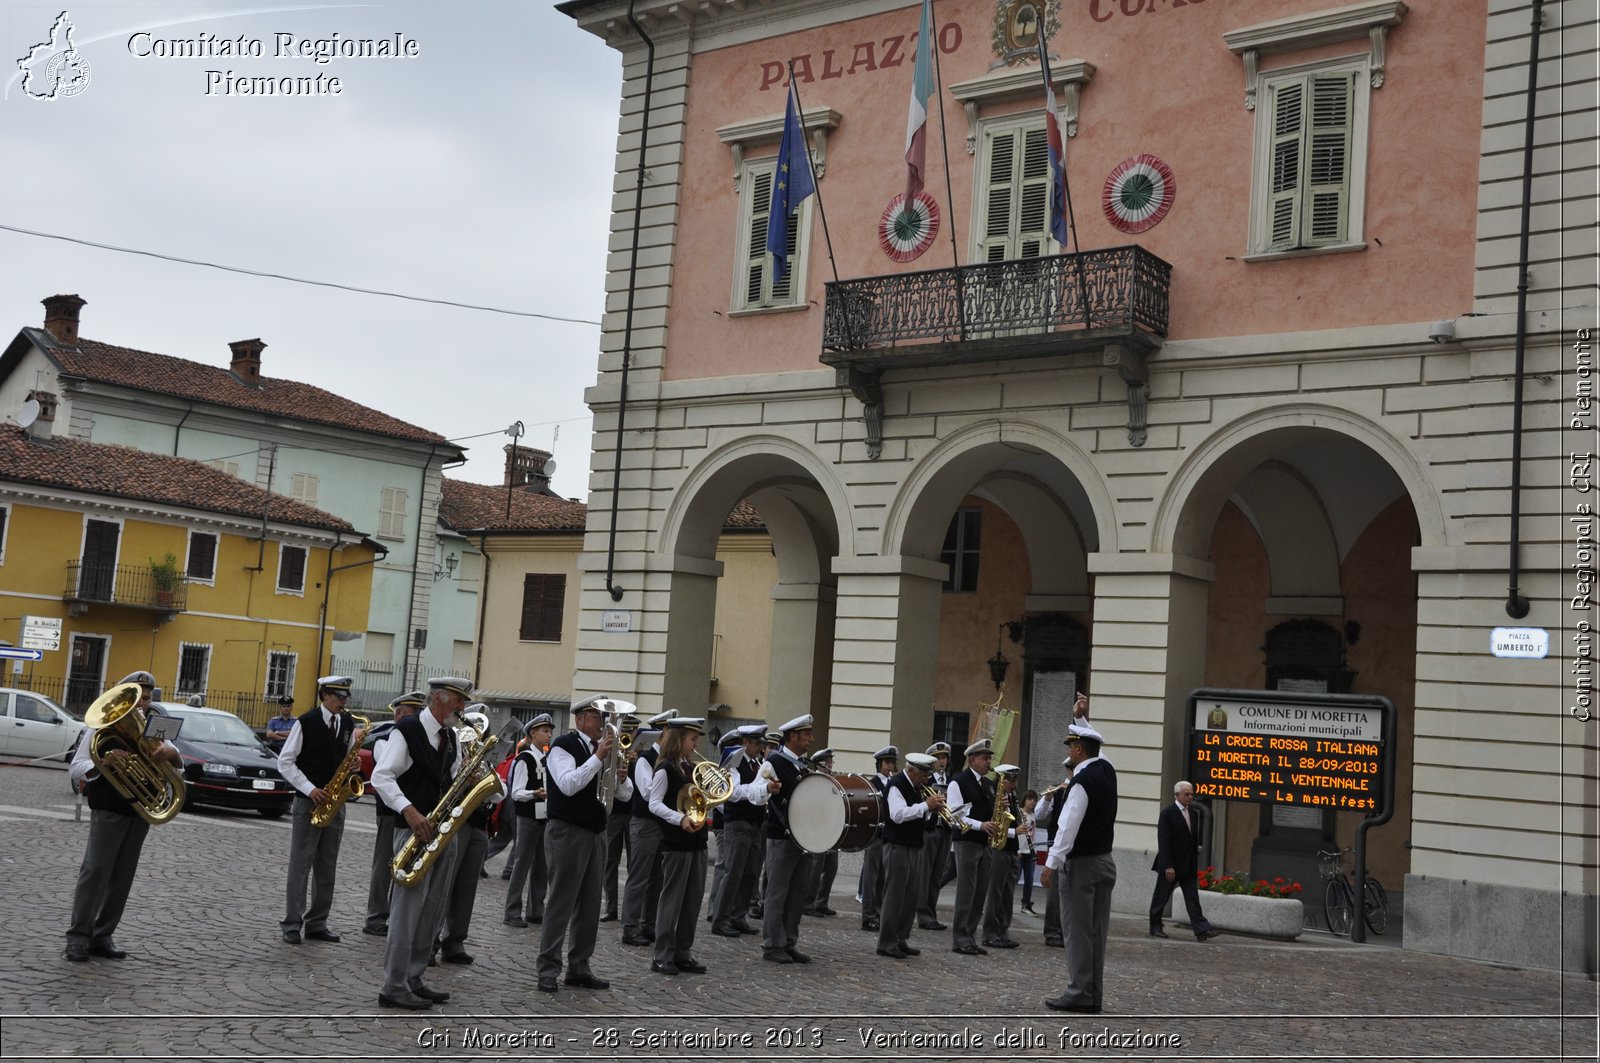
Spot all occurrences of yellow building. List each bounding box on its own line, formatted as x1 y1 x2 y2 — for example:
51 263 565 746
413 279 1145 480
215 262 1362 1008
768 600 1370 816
0 407 375 724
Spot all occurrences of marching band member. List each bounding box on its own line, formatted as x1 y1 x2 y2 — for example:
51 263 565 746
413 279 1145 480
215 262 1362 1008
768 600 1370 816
535 698 632 993
435 706 498 965
63 671 180 962
601 712 641 922
760 714 816 964
1038 756 1073 947
646 717 711 975
371 677 479 1010
803 748 840 917
858 746 897 933
503 714 554 927
876 752 943 959
621 709 675 947
277 675 365 945
947 738 998 955
703 728 743 926
749 729 784 922
917 741 953 932
363 691 425 937
709 724 771 936
1042 720 1118 1014
982 764 1023 949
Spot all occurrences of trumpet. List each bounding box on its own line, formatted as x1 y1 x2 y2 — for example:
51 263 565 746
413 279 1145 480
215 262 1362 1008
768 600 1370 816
309 713 369 828
921 782 970 834
85 682 186 826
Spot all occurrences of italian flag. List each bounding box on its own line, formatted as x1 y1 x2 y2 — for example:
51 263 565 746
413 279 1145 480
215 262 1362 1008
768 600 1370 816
904 0 934 205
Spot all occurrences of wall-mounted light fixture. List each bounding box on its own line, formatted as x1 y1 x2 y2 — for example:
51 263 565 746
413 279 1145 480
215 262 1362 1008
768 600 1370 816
433 554 459 582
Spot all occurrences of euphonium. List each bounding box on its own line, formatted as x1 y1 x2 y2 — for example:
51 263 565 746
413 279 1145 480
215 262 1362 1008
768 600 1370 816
676 750 734 829
587 697 637 809
989 775 1017 852
391 711 505 888
85 682 186 826
309 712 369 828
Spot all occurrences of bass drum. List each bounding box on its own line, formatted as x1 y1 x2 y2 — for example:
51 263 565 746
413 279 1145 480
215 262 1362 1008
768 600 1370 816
788 772 882 854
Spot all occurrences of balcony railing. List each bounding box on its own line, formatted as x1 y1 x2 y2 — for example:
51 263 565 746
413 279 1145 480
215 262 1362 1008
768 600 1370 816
822 244 1170 361
64 561 188 614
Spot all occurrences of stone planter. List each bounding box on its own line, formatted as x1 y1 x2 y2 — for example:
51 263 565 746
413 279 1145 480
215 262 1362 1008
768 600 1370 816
1174 891 1304 940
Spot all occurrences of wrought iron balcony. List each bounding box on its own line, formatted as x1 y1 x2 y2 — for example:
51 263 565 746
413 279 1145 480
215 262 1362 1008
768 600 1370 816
820 244 1172 455
64 561 188 616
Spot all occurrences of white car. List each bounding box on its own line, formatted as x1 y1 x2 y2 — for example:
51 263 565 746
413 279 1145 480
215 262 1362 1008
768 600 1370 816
0 688 85 761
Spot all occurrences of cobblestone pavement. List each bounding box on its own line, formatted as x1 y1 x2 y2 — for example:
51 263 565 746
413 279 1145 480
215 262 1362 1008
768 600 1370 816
0 762 1592 1062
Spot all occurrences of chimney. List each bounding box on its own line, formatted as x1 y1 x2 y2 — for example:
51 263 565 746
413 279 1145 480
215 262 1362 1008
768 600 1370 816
26 390 58 442
41 294 85 344
504 443 554 492
229 338 266 382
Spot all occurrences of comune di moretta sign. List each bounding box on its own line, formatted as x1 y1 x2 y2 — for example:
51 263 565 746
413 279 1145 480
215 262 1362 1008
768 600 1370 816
1185 690 1392 814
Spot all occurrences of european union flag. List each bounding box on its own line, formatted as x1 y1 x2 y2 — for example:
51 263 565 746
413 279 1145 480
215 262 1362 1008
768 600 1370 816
766 84 815 283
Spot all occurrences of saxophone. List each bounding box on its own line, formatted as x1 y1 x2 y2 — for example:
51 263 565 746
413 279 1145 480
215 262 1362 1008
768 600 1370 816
391 711 504 887
989 776 1017 852
309 713 370 828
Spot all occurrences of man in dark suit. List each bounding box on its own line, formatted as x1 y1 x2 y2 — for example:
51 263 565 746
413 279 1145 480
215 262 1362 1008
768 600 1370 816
1148 780 1216 941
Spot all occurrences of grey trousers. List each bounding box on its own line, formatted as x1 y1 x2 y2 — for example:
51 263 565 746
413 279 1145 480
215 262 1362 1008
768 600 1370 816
602 809 630 916
537 819 605 980
877 842 924 952
1044 871 1063 942
919 827 951 925
66 808 149 947
950 840 992 949
364 811 396 931
654 848 707 965
504 815 547 921
761 837 814 956
983 849 1019 941
710 819 761 928
438 824 489 958
381 823 463 997
621 815 663 936
857 836 884 920
1055 853 1117 1008
282 795 344 933
809 849 838 910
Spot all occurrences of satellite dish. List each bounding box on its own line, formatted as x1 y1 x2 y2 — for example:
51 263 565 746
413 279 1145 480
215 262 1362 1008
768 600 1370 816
13 398 39 429
541 458 557 478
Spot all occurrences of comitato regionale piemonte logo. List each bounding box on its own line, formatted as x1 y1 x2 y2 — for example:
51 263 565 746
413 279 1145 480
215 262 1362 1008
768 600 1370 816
17 11 92 101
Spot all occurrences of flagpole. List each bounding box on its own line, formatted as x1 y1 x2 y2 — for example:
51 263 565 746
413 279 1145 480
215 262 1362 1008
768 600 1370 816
1040 37 1092 330
927 1 960 272
787 65 841 287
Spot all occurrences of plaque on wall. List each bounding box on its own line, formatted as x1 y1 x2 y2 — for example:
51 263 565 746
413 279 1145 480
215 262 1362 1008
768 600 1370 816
1027 670 1075 790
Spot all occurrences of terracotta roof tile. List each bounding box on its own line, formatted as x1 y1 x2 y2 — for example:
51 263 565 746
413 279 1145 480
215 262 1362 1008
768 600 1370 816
37 331 447 445
0 431 356 532
439 478 589 532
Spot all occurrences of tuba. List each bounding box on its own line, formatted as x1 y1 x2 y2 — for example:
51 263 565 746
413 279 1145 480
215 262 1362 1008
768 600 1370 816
583 697 637 810
391 711 505 888
676 749 735 829
85 682 186 826
309 713 369 828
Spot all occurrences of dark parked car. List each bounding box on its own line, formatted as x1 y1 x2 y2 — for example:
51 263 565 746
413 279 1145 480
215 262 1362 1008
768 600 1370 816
152 703 294 817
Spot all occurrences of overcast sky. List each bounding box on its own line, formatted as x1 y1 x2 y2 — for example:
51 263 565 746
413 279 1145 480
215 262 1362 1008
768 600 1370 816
2 1 621 499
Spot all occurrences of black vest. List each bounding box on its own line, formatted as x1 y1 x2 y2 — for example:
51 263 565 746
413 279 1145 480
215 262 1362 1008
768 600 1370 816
1065 759 1117 859
953 768 995 845
83 729 138 815
394 715 454 816
545 731 606 833
628 746 661 817
295 708 353 789
512 749 545 819
657 759 710 852
763 750 809 840
724 754 765 823
1042 780 1070 841
879 772 925 848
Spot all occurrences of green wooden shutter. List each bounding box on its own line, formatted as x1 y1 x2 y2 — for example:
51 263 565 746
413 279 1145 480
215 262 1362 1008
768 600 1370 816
980 128 1018 262
1303 72 1355 246
1017 126 1050 259
1267 78 1306 251
746 169 772 306
979 123 1050 262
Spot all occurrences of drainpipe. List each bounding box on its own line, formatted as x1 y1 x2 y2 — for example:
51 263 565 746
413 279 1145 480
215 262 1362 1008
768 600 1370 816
1504 0 1544 620
316 535 389 683
473 530 491 682
403 444 441 688
172 400 194 456
603 0 654 604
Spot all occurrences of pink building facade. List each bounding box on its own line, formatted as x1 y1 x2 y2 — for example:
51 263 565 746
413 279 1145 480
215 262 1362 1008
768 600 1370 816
560 0 1596 971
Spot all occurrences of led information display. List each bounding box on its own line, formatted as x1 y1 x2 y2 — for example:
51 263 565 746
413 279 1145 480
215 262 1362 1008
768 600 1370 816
1186 693 1387 812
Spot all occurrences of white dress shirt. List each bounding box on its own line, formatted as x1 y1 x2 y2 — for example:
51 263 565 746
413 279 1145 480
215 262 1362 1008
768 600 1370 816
370 711 462 816
1045 755 1102 871
276 707 353 798
725 754 772 805
69 728 177 787
646 758 686 828
508 750 548 819
886 781 933 824
548 731 635 802
945 775 988 834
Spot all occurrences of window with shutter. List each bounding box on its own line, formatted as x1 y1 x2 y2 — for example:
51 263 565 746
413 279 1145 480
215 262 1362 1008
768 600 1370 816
519 573 566 642
290 472 319 507
277 544 307 594
1250 61 1366 257
734 157 808 311
379 487 408 541
186 531 217 582
941 508 983 593
977 119 1052 263
0 503 9 564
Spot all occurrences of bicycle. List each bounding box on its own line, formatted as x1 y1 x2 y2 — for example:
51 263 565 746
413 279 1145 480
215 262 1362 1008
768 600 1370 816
1317 847 1387 935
